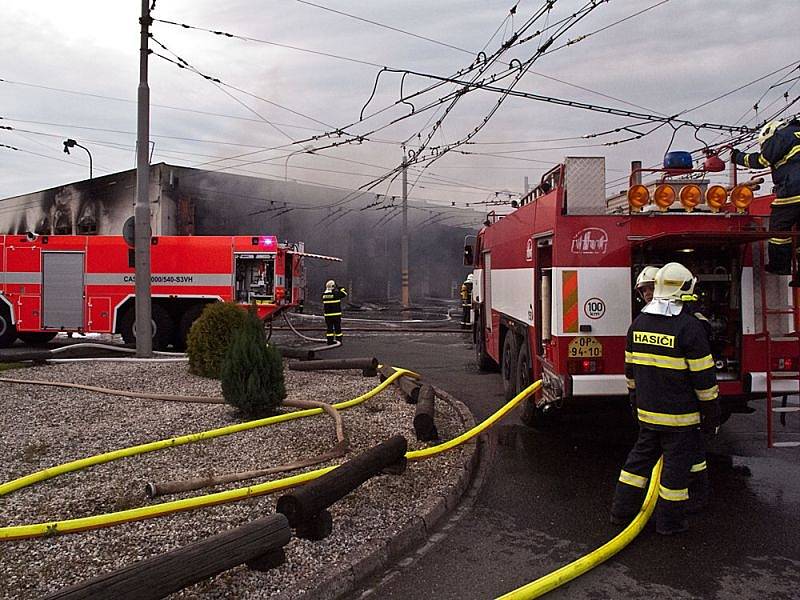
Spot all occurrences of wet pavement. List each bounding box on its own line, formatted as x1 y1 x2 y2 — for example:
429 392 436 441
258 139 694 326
281 324 800 600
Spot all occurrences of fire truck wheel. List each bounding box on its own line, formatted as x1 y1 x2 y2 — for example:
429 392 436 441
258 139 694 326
501 332 519 401
119 305 175 350
520 398 556 430
515 341 531 395
0 307 17 348
17 332 57 346
177 303 207 349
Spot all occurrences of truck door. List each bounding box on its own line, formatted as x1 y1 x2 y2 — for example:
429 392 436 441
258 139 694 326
42 252 85 330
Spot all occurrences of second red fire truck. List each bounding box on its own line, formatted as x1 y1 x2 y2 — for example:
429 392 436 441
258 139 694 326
0 234 336 350
467 156 799 431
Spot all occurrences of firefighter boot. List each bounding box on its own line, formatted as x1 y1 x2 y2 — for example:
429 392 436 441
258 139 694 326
686 469 709 514
656 499 688 535
610 481 646 525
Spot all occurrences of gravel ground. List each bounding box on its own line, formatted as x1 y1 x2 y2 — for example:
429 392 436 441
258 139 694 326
0 360 469 599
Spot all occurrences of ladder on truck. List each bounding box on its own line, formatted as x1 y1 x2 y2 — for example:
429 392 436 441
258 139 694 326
757 235 800 448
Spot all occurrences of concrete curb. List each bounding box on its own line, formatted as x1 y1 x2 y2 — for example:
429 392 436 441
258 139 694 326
297 384 480 600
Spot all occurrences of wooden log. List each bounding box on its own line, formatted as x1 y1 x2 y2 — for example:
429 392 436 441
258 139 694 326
413 385 439 442
44 514 291 600
0 349 53 363
276 435 407 529
378 365 421 404
289 357 379 372
275 346 315 360
295 509 333 541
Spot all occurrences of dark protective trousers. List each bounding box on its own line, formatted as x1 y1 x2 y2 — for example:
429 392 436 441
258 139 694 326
324 315 342 345
611 426 694 533
768 204 800 273
688 428 709 512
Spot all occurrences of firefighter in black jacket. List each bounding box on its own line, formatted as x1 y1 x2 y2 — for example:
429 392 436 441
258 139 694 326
731 117 800 281
322 279 347 345
612 262 720 535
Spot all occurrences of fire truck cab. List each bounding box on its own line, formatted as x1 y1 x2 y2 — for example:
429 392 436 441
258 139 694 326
0 234 332 350
467 156 798 427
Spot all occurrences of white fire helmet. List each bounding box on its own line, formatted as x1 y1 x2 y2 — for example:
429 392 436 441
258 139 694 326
325 280 335 291
466 274 474 283
653 262 696 301
635 266 659 290
758 119 786 146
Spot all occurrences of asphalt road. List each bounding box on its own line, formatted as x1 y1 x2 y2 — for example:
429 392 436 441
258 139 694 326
286 326 800 600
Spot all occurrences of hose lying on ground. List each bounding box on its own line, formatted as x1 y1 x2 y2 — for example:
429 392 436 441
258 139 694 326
0 374 538 540
495 458 664 600
0 368 419 540
146 398 348 497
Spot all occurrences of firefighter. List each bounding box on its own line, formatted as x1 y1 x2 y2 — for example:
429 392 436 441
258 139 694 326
460 274 474 327
632 264 711 513
731 117 800 283
322 279 347 345
612 262 720 535
635 265 658 305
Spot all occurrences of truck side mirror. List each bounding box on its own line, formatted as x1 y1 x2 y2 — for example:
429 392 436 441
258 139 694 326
463 244 474 266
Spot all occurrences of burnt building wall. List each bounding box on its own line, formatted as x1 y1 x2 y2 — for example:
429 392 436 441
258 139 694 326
0 163 478 302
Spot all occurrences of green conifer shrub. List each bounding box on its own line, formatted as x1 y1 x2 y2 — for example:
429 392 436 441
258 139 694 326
186 302 248 378
220 310 286 417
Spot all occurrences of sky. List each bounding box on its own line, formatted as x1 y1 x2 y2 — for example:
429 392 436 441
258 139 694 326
0 0 797 215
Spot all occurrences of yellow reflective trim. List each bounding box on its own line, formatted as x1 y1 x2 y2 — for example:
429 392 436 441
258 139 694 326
658 484 689 502
690 461 707 473
625 351 633 363
626 377 636 390
695 385 719 401
771 194 800 206
324 312 342 316
619 470 648 489
628 352 688 370
323 300 340 304
775 144 800 169
769 237 792 244
687 354 714 372
637 408 700 427
758 154 771 168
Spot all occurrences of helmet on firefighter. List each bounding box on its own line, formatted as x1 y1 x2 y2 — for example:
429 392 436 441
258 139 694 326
466 274 474 283
653 262 697 301
325 279 335 291
758 119 786 146
635 266 659 290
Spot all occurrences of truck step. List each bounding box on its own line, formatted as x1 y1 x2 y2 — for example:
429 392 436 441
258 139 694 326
772 441 800 448
772 407 800 413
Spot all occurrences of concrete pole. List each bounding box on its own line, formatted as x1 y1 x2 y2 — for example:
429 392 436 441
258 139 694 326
135 0 153 357
401 153 410 309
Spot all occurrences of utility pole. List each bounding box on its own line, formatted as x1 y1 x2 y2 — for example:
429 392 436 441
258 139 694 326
135 0 153 357
401 151 410 309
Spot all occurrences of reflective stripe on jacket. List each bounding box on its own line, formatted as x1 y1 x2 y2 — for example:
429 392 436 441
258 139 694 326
733 120 800 205
625 308 719 430
322 287 347 316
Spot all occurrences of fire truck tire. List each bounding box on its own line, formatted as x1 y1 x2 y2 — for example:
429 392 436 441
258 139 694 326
501 332 519 401
0 307 17 348
119 305 175 350
474 315 495 372
17 332 57 346
177 303 207 349
515 340 532 395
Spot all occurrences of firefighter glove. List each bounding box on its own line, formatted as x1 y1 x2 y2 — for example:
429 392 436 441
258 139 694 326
730 148 741 163
700 402 721 436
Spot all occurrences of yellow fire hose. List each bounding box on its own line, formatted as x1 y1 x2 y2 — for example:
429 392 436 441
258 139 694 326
496 458 663 599
0 372 541 541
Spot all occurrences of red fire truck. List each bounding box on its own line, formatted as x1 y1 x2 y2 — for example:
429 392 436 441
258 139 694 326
0 234 336 350
467 156 799 430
